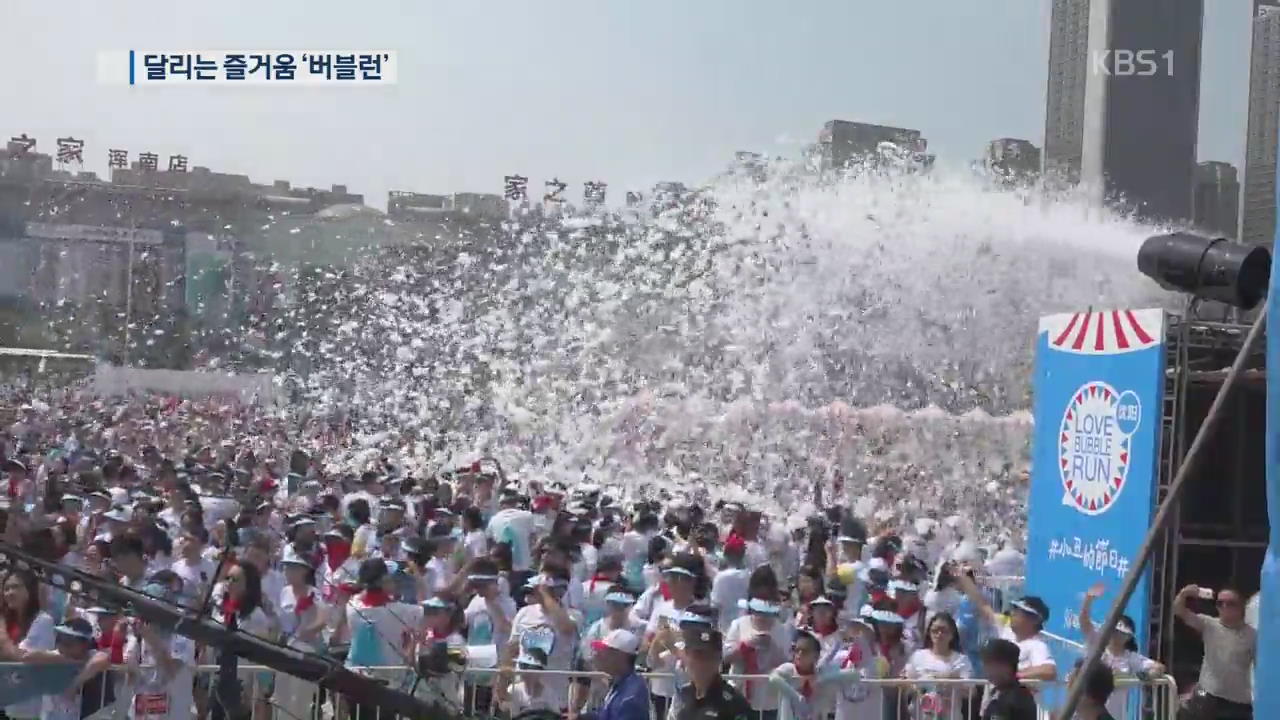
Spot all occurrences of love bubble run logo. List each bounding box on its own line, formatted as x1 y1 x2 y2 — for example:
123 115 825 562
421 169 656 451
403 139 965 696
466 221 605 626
1059 381 1141 515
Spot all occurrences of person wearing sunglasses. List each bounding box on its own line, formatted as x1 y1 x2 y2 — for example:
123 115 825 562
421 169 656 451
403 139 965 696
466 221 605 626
1174 584 1256 720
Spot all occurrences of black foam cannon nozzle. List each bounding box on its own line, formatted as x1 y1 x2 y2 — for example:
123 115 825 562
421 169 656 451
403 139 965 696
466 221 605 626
1137 232 1272 310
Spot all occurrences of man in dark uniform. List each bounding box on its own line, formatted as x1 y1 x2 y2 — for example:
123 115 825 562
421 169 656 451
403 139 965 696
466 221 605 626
980 638 1039 720
670 627 753 720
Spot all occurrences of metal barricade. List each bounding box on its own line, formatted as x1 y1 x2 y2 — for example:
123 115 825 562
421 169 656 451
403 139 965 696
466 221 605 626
0 663 1178 720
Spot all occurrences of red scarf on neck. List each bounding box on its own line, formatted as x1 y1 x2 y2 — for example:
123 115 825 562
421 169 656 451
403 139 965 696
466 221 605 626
842 642 864 667
325 540 352 571
589 574 612 594
4 615 23 644
97 625 126 663
221 594 242 624
659 581 672 601
360 589 391 608
896 598 921 619
295 590 316 616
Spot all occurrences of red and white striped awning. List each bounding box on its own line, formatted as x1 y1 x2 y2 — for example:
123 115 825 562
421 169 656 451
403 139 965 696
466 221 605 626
1038 308 1164 355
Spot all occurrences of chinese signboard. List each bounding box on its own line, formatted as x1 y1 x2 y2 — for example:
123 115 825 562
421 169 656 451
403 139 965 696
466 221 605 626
26 223 165 245
1026 308 1164 650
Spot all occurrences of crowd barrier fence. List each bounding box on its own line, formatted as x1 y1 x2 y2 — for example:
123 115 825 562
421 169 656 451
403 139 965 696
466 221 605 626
5 664 1176 720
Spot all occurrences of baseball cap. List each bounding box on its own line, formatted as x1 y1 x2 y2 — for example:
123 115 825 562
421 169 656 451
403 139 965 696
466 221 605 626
1011 595 1051 624
590 629 640 655
681 627 724 654
280 547 312 568
54 618 95 641
422 596 453 611
738 598 782 616
604 591 636 606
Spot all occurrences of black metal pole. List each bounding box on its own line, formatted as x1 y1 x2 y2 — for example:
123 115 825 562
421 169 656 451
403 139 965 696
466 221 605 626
0 539 451 719
1055 306 1267 719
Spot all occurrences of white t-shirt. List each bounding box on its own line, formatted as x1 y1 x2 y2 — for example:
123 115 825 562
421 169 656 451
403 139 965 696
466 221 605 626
644 597 694 698
170 556 217 602
579 577 615 627
904 647 973 679
278 584 325 650
210 583 272 637
1098 647 1159 718
509 678 561 714
487 508 536 572
125 631 197 720
463 529 488 561
509 603 582 705
465 594 518 647
6 612 55 719
620 530 650 587
427 556 455 595
345 596 423 670
723 614 793 710
711 567 750 632
997 626 1056 673
834 640 889 720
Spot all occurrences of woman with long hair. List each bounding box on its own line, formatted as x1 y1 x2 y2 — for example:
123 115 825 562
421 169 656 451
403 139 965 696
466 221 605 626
1 568 56 719
209 562 268 720
903 612 973 720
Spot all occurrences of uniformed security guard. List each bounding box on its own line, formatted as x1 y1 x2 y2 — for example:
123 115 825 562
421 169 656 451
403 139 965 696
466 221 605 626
670 627 753 720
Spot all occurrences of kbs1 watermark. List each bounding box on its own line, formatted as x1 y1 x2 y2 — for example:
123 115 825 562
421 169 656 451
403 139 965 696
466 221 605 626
1091 49 1175 77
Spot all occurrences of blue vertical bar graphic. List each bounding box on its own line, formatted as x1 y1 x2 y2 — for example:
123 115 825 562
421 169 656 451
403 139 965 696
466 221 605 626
129 50 135 85
1259 175 1280 714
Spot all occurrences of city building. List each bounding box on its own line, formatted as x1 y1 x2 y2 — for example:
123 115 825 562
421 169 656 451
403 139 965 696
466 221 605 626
1242 2 1280 246
1044 0 1090 182
387 191 449 220
984 138 1042 180
1045 0 1204 222
817 120 933 172
0 136 371 362
1193 161 1241 239
451 192 507 220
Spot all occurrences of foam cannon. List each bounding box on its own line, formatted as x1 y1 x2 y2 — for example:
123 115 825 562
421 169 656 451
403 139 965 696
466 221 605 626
1057 233 1272 720
0 541 450 719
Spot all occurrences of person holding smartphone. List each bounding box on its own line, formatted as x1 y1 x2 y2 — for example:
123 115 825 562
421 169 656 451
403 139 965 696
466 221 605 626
1173 584 1255 720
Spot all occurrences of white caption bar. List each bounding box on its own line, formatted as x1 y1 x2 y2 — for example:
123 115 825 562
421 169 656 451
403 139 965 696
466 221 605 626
97 50 397 85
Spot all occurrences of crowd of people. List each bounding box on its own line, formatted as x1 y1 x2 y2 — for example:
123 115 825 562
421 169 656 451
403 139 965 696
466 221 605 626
0 387 1237 720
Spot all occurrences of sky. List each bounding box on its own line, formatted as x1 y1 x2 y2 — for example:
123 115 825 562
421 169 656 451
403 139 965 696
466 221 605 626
0 0 1254 209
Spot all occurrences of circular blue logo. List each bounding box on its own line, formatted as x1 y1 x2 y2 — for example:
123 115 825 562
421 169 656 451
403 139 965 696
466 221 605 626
1115 390 1142 436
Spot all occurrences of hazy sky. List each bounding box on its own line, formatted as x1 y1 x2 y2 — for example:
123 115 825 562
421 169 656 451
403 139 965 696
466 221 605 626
1 0 1254 208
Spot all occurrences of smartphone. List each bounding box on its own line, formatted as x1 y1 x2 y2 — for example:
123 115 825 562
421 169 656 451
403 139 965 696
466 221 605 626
1197 587 1215 600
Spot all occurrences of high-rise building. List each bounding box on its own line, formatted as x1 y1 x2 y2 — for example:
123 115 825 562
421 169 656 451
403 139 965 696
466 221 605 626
1044 0 1204 222
1044 0 1091 182
984 138 1042 180
1193 161 1241 238
1242 2 1280 246
817 120 933 172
